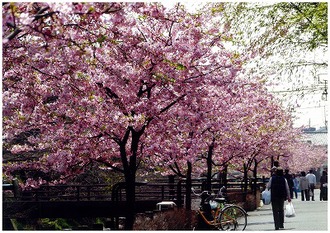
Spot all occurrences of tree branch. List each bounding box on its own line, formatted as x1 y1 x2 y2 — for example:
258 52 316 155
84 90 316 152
160 94 187 114
5 28 22 40
289 3 327 39
90 158 124 173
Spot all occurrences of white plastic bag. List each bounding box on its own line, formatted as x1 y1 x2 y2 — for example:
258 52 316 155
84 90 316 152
259 200 264 207
262 190 271 205
209 200 218 209
285 202 295 217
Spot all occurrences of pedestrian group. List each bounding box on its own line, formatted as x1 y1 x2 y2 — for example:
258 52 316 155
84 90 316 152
266 162 327 230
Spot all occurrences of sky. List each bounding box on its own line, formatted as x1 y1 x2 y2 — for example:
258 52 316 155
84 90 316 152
295 105 327 129
287 91 328 129
267 51 328 129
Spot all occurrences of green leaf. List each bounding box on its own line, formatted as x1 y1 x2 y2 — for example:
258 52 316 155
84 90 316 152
97 35 107 43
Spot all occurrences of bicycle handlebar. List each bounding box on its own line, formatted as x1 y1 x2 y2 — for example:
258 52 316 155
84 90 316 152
191 187 210 196
191 186 226 198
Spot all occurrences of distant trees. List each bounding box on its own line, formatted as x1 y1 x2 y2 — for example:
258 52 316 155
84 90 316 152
286 142 328 173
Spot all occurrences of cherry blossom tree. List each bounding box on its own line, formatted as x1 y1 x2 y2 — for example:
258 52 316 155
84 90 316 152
207 80 299 196
147 74 301 202
3 2 243 228
286 142 327 173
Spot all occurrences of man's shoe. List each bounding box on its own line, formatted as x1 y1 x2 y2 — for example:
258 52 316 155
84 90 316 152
275 228 280 230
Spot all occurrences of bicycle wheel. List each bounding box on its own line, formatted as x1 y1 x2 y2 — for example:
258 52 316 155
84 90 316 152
218 205 247 231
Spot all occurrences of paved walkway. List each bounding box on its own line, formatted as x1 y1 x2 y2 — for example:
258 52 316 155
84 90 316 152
246 189 328 231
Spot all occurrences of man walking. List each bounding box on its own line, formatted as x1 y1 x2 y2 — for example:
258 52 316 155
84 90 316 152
267 167 291 230
306 169 316 201
284 169 294 199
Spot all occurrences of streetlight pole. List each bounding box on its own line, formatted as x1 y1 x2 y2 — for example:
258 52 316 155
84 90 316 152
321 79 327 101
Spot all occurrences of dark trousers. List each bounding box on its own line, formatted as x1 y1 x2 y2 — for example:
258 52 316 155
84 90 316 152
320 187 328 201
289 186 294 199
309 184 315 201
301 189 309 201
271 198 285 229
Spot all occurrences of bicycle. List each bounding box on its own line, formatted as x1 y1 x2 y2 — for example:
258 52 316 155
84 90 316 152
192 186 247 231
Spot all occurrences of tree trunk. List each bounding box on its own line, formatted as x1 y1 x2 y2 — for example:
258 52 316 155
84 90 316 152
222 165 228 187
121 128 143 230
243 163 248 202
253 159 258 195
124 171 136 230
270 156 274 176
185 161 192 210
206 138 215 191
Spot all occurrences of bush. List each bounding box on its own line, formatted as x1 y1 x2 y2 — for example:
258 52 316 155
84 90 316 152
134 208 198 230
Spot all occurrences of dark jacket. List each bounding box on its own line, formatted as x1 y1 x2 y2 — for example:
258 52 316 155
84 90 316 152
267 175 290 201
320 174 328 187
284 174 294 188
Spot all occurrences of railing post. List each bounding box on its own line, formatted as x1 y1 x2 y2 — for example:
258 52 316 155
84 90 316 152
176 180 182 207
168 175 175 200
12 178 20 198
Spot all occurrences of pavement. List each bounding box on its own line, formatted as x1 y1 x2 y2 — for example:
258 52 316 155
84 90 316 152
246 189 328 231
